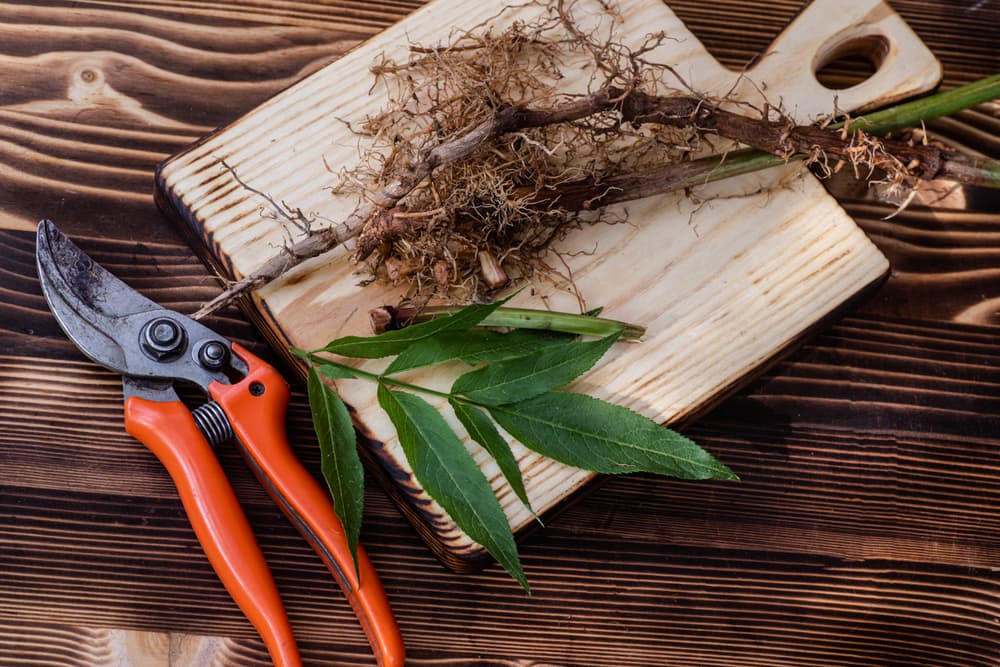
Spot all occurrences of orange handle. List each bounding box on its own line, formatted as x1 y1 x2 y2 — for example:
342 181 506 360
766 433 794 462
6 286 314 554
210 343 405 667
124 396 301 667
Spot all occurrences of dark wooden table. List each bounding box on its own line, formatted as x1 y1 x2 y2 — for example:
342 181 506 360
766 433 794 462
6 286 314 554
1 1 998 665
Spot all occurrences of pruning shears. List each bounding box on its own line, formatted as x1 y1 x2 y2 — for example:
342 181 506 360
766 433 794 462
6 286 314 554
35 220 405 667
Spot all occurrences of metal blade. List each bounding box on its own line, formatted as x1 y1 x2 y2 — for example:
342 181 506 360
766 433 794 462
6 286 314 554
37 220 158 373
35 220 237 389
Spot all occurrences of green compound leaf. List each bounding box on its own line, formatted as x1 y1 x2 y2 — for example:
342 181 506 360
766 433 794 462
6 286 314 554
315 363 357 381
302 298 736 591
451 332 620 406
306 365 365 571
377 384 528 591
451 399 535 517
489 391 738 481
317 294 514 359
384 328 573 375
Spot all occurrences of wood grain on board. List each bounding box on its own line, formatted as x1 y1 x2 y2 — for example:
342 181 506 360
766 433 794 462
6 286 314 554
155 0 941 567
1 0 998 665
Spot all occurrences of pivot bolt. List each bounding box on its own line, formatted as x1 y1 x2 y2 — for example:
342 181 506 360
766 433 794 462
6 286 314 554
197 341 230 371
141 318 186 360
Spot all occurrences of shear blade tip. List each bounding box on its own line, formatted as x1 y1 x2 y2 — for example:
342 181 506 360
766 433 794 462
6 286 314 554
36 220 70 269
36 219 57 244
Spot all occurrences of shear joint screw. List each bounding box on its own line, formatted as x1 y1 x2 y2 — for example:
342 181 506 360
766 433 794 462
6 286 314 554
198 341 229 371
141 318 186 360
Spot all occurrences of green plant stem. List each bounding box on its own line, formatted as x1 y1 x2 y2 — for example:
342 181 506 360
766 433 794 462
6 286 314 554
481 308 645 338
843 74 1000 136
386 305 646 339
692 74 1000 189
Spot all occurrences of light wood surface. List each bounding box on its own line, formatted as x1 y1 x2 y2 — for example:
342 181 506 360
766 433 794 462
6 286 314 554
156 0 941 566
0 625 238 666
1 0 998 665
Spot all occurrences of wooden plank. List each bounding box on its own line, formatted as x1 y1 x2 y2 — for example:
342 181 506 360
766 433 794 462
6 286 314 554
155 0 941 567
3 485 1000 666
0 623 241 666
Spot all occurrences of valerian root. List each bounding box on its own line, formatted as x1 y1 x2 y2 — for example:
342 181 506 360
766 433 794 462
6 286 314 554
192 221 360 319
352 86 624 261
195 86 997 318
193 87 624 319
191 0 1000 318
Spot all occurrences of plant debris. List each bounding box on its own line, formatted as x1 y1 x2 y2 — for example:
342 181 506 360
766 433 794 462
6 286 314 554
334 0 704 302
191 1 1000 319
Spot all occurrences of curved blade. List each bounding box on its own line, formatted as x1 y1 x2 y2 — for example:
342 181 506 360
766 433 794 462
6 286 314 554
35 220 235 389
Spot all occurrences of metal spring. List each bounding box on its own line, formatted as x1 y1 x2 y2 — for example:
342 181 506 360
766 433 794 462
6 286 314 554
192 401 233 446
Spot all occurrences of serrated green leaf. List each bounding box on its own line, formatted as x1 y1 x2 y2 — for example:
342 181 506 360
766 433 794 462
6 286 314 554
377 385 528 591
489 392 738 481
451 332 620 406
384 328 574 375
318 294 514 359
306 366 365 574
450 399 535 517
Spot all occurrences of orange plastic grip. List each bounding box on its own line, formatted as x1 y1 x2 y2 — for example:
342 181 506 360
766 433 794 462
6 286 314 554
210 343 405 667
124 396 301 667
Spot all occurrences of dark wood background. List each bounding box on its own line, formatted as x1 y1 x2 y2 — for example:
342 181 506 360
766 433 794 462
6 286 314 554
1 0 998 665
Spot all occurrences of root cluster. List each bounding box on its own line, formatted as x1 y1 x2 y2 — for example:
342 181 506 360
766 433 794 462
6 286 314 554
333 0 702 301
194 0 978 319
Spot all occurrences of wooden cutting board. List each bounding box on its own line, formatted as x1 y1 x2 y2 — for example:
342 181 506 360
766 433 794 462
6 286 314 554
155 0 940 571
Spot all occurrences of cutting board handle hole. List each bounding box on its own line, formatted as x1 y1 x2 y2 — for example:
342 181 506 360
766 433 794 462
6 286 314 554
813 33 890 90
